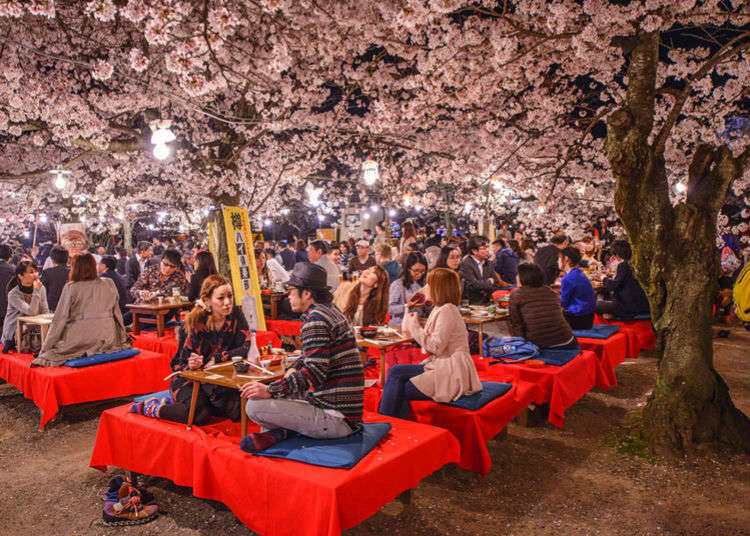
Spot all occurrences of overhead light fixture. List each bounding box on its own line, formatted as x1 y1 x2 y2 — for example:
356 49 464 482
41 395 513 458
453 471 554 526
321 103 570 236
415 205 422 213
50 169 71 190
39 213 47 223
264 219 272 226
306 185 323 207
150 119 176 160
362 156 379 186
317 214 325 222
370 204 378 212
403 194 412 207
388 209 396 217
281 208 290 215
675 182 686 193
153 143 171 160
363 212 371 220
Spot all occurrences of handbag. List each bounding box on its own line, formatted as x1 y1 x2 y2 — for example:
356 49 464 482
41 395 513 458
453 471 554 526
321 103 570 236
483 336 539 362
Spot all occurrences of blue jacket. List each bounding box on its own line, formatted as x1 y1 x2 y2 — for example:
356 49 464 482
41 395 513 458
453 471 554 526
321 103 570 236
494 248 519 286
560 268 596 316
382 260 402 285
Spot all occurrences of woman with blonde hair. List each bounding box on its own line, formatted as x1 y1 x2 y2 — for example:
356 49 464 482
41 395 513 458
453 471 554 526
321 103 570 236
379 268 482 419
130 274 252 424
32 253 130 366
341 265 389 326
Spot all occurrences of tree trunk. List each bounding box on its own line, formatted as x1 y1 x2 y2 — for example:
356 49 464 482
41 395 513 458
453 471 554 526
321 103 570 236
211 193 241 280
122 217 133 251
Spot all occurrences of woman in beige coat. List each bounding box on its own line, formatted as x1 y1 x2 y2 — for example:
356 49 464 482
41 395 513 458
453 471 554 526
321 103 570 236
378 268 481 419
32 253 131 367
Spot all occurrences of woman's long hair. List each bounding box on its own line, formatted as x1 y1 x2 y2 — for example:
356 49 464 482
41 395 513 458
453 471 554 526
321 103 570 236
401 221 417 241
435 245 459 270
343 265 389 326
7 260 37 293
401 252 428 287
69 253 98 282
184 274 231 333
193 250 217 276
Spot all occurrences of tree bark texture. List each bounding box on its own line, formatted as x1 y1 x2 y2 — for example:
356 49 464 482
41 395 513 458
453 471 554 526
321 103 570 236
605 32 750 454
211 193 241 281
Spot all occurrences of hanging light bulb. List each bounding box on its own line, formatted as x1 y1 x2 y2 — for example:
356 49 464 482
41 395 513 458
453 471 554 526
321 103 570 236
281 208 290 215
415 205 422 213
153 143 171 160
317 214 325 222
363 212 371 220
576 184 585 195
39 213 47 223
362 155 379 186
675 182 686 193
264 219 272 227
50 169 71 190
150 120 176 145
403 194 412 207
537 202 546 214
491 177 502 190
388 209 396 217
370 204 378 212
306 185 323 207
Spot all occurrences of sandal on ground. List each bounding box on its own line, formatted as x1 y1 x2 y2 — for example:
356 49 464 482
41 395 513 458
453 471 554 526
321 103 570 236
102 477 158 526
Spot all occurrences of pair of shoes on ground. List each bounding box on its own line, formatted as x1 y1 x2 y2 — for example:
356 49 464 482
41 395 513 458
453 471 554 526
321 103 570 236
102 475 158 526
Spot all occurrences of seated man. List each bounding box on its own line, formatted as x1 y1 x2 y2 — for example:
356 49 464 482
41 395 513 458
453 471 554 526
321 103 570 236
130 249 188 303
264 248 289 285
99 255 131 323
458 236 499 304
534 235 569 286
347 240 376 275
375 243 401 284
559 247 596 330
307 239 340 291
40 245 70 311
240 263 364 452
508 263 578 349
596 240 650 318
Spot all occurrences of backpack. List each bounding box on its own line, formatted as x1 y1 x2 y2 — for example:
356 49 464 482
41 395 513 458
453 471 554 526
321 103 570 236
733 262 750 322
720 246 741 276
483 336 539 362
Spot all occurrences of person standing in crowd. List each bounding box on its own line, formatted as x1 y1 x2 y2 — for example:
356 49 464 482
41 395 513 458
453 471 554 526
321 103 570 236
341 265 389 326
558 247 596 330
33 254 130 366
2 261 49 353
99 255 131 321
376 243 401 284
126 241 154 289
240 263 364 452
307 240 340 291
534 235 569 285
348 240 377 275
188 250 217 302
595 240 650 318
151 237 164 256
339 241 352 267
380 268 482 419
264 248 289 285
399 221 418 260
508 263 578 349
294 239 309 264
388 252 428 326
363 228 374 245
0 244 13 334
459 236 499 305
374 222 390 249
434 245 462 272
131 275 250 423
115 246 128 275
494 239 521 287
279 240 296 271
40 245 70 311
130 249 188 302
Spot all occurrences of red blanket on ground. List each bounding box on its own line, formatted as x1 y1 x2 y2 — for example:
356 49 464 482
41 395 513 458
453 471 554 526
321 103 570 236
131 330 282 358
594 316 655 351
473 350 605 428
577 332 628 387
0 348 171 429
90 406 459 536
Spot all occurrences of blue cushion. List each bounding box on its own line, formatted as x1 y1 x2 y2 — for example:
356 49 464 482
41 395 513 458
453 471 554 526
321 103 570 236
133 389 173 403
64 348 140 368
254 422 392 469
572 325 620 339
138 320 180 332
631 313 651 320
444 381 511 410
537 346 580 366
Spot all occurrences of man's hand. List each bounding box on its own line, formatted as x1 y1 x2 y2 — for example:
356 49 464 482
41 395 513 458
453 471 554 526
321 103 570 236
240 381 271 399
139 290 152 302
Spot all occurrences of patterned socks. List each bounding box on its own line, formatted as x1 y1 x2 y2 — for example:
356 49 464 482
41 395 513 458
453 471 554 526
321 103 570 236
240 428 288 453
128 397 166 418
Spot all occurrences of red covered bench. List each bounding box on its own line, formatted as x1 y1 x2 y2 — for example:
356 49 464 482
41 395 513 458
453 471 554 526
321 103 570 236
90 405 459 536
577 331 629 387
594 315 655 351
0 348 171 429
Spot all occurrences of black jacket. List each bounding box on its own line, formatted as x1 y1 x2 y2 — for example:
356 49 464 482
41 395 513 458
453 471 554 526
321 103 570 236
101 269 131 313
0 260 13 332
279 248 296 271
603 261 650 318
40 265 71 311
188 269 211 302
125 256 141 289
534 244 561 286
458 256 498 305
116 256 128 275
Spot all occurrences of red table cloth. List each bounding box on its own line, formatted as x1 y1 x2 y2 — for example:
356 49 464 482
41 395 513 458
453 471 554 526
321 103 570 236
131 330 282 358
90 406 459 536
0 348 171 429
266 319 302 337
594 316 655 351
473 350 606 428
577 332 628 387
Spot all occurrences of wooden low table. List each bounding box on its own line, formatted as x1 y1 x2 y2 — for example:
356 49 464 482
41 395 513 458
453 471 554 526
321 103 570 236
179 360 285 437
16 313 55 350
260 290 288 320
126 299 193 337
356 330 415 385
461 309 510 357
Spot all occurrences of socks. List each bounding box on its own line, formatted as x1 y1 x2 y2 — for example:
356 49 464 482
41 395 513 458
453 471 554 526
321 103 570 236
240 428 288 453
128 397 166 418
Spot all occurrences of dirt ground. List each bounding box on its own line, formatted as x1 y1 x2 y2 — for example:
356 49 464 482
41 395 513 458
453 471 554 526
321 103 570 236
1 326 748 536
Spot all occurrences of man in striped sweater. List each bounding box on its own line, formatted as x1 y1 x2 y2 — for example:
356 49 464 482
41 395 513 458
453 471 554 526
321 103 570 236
240 263 364 453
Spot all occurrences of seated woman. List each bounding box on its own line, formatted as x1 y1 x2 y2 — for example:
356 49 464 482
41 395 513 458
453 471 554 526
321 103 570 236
32 253 131 366
433 245 462 272
188 250 217 301
558 247 596 330
388 252 427 326
255 248 273 289
1 261 49 354
595 240 650 319
379 268 482 419
508 263 578 349
341 265 389 326
130 274 251 424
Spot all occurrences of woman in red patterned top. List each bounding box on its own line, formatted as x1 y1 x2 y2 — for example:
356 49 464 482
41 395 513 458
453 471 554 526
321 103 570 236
130 274 252 424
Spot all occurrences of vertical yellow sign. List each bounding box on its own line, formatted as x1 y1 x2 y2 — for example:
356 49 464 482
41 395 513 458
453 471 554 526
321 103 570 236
222 207 266 330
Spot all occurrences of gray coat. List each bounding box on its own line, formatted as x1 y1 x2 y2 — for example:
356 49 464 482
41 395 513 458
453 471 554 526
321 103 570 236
2 285 49 344
32 278 131 366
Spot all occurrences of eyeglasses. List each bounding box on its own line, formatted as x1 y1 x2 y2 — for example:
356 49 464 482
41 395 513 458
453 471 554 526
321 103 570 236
162 261 177 269
410 267 426 275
